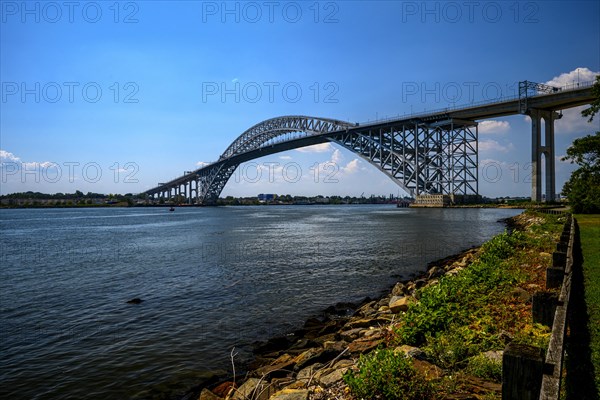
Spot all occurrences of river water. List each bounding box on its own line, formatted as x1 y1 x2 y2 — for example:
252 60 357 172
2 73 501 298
0 205 521 399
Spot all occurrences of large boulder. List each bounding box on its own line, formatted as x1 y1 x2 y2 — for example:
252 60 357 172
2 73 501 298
317 367 349 387
198 388 222 400
427 266 445 279
268 389 309 400
231 378 270 400
389 296 415 313
391 282 406 296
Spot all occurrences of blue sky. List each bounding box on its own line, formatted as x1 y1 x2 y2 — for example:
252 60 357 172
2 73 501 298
1 0 599 198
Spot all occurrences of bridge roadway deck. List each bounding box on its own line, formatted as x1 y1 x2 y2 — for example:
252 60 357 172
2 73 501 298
145 84 595 195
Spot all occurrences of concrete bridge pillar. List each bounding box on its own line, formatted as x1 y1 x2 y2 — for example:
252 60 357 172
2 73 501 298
196 179 200 204
530 109 557 202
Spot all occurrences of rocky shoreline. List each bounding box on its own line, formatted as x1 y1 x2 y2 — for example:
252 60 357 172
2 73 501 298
183 244 484 400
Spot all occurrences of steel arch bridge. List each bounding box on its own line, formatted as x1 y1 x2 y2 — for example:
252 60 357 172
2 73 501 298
145 115 479 204
143 81 596 204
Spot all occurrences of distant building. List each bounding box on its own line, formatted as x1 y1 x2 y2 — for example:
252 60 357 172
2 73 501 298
258 193 277 202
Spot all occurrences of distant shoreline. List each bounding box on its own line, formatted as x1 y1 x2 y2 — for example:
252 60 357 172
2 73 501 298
0 203 548 210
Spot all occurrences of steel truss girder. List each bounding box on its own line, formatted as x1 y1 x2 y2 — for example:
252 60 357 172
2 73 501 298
328 120 478 196
197 162 239 204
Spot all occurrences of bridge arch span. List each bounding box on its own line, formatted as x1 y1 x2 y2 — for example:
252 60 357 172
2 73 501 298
220 115 354 159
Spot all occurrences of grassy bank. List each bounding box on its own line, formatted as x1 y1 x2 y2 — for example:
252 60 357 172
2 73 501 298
577 214 600 395
344 211 565 399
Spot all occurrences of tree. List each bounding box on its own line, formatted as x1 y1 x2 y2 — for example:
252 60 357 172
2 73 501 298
582 75 600 122
562 132 600 213
561 76 600 213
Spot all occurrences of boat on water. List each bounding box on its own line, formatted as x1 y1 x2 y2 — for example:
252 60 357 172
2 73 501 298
169 207 175 212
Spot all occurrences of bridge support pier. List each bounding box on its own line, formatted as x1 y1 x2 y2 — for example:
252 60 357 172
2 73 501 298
530 109 557 202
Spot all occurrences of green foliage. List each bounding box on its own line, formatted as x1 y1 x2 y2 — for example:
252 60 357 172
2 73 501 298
423 325 502 370
562 167 600 213
343 349 433 400
465 354 502 382
561 129 600 213
562 131 600 170
350 212 563 398
511 323 551 350
396 231 524 346
581 75 600 123
564 75 600 213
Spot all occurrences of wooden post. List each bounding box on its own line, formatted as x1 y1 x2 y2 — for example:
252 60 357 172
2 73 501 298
503 343 544 400
556 242 568 253
552 251 567 268
532 291 558 327
546 267 564 289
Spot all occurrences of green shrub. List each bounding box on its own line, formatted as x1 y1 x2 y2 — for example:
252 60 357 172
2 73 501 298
465 353 502 382
343 348 433 399
422 324 498 369
511 322 551 350
395 233 523 346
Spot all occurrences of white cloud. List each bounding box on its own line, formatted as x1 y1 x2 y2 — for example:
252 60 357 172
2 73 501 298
22 161 57 169
196 161 210 167
295 143 332 153
331 149 343 164
342 159 360 174
325 148 360 175
479 139 514 153
545 67 598 88
478 120 510 134
1 150 57 170
0 150 20 163
543 68 600 134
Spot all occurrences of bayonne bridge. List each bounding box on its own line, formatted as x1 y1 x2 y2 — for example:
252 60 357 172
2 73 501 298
144 80 596 205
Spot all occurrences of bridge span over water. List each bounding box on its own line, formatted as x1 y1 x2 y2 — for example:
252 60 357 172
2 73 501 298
144 81 595 204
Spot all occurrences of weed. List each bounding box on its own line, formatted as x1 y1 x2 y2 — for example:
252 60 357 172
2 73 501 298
343 348 433 400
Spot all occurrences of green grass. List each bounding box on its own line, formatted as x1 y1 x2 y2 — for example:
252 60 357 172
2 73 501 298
576 214 600 395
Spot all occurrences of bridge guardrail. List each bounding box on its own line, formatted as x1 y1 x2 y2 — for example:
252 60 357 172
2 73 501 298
361 80 594 126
